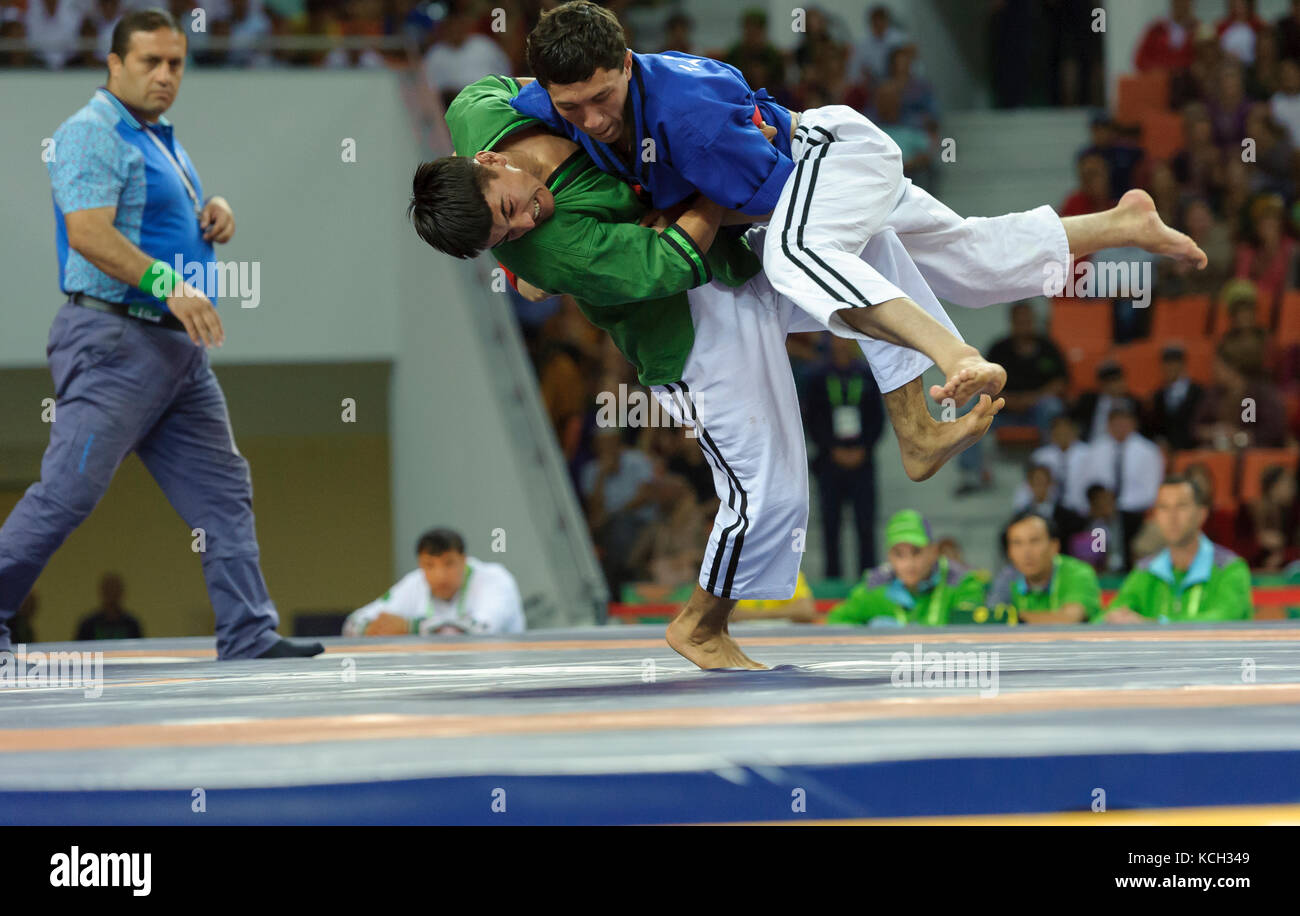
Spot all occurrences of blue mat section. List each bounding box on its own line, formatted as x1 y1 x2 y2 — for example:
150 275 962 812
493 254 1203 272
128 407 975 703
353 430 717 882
5 750 1299 824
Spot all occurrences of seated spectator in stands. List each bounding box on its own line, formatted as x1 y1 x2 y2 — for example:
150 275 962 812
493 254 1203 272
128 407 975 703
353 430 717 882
732 570 817 623
661 11 693 54
795 37 867 116
1157 195 1232 297
1082 114 1146 198
827 511 987 626
343 528 525 636
1136 0 1199 73
1243 464 1300 570
1012 463 1072 537
987 302 1068 439
645 426 715 508
583 427 658 594
88 0 123 64
1246 107 1295 197
725 8 787 98
1270 58 1300 148
627 472 710 590
10 592 39 645
1195 353 1290 448
1098 475 1252 622
793 6 838 71
1069 483 1129 573
1145 343 1205 452
804 334 884 580
1170 105 1220 196
1133 460 1243 558
1086 403 1166 557
25 0 85 70
991 511 1102 624
422 2 510 108
1217 279 1273 373
850 4 906 85
1246 26 1281 99
1026 414 1091 536
1073 361 1135 443
75 573 143 641
1062 150 1117 218
1209 61 1252 148
1171 26 1225 109
1217 0 1264 66
1280 0 1300 63
1234 194 1296 317
888 43 938 131
223 0 276 69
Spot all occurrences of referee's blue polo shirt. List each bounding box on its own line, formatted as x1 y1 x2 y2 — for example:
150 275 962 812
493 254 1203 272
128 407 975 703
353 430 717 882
48 87 217 311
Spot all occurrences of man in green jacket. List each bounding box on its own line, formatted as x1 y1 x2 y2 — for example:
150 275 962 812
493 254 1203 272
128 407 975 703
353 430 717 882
828 510 988 625
1099 475 1253 623
991 510 1101 623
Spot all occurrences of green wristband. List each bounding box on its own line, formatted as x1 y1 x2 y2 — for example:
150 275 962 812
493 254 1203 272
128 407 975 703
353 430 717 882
138 260 182 299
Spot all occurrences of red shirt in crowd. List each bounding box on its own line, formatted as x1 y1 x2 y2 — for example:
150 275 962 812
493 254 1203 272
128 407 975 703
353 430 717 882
1135 18 1199 72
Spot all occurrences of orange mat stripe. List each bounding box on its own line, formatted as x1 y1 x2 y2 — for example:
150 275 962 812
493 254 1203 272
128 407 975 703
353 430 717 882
4 683 1299 753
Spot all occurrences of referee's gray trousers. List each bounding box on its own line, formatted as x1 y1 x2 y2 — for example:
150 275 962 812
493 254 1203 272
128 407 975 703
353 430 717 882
0 301 282 659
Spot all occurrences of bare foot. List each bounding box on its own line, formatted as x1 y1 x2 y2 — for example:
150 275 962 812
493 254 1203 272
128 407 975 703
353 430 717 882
898 393 1005 481
929 346 1007 405
666 616 768 670
1118 188 1208 269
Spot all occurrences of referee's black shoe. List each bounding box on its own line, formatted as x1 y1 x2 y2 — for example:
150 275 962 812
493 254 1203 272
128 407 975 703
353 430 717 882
254 638 325 659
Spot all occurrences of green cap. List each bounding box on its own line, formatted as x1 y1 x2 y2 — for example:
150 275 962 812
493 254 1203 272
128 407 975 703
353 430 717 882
885 510 931 549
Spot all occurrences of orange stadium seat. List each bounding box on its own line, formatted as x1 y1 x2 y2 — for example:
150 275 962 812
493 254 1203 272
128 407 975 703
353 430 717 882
1238 448 1300 504
1275 291 1300 347
1115 340 1163 398
1140 109 1185 161
1050 297 1113 346
1151 294 1211 341
1171 449 1237 512
1116 69 1170 125
1062 342 1111 398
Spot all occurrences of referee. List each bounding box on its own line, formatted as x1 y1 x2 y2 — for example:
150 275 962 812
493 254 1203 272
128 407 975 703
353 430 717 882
0 9 320 660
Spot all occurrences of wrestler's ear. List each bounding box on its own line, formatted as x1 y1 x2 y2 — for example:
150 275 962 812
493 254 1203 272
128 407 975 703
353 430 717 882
623 49 632 76
474 150 507 168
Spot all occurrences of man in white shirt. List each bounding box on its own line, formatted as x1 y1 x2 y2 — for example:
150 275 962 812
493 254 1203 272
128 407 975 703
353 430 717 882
1086 404 1165 557
343 528 525 637
25 0 86 70
1018 414 1091 535
422 8 510 106
849 5 907 85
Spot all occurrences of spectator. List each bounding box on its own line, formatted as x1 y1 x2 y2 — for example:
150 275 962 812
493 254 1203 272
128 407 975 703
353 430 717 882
803 335 884 580
873 80 934 188
225 0 276 68
1217 0 1264 66
1246 26 1281 99
827 510 987 626
888 43 938 132
1098 475 1252 622
1244 105 1294 198
1079 115 1144 198
1135 0 1200 73
1234 194 1297 317
1157 195 1232 297
793 6 838 72
1171 26 1225 109
1011 463 1072 539
646 426 715 508
1216 279 1273 376
661 11 692 55
627 472 710 590
725 8 786 97
986 302 1069 438
1073 361 1135 444
1069 483 1128 573
25 0 86 70
582 427 658 594
89 0 124 64
343 528 525 636
1208 62 1251 148
732 571 817 623
1145 343 1206 452
992 510 1102 624
10 592 38 645
1194 353 1290 448
1062 150 1115 218
1024 413 1091 535
422 2 510 109
1133 460 1246 557
1270 57 1300 147
1086 404 1166 559
1171 105 1219 196
1243 464 1300 569
849 3 906 85
1279 0 1300 62
75 573 144 641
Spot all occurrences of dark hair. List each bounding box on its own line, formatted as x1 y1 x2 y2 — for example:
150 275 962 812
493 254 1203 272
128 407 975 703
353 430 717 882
1086 483 1111 503
111 8 182 60
1006 509 1058 541
1026 462 1053 480
527 0 627 87
408 157 494 259
416 528 465 557
1161 473 1209 507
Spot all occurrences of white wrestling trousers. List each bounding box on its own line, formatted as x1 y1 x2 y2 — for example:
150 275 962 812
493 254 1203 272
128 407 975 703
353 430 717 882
763 105 1071 392
650 227 952 601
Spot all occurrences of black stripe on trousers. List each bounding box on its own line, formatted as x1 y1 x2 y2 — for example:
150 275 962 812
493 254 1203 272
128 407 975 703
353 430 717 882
667 381 749 597
794 143 878 307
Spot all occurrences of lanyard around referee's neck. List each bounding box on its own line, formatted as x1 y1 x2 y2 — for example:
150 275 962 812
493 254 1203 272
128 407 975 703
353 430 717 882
142 119 203 218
